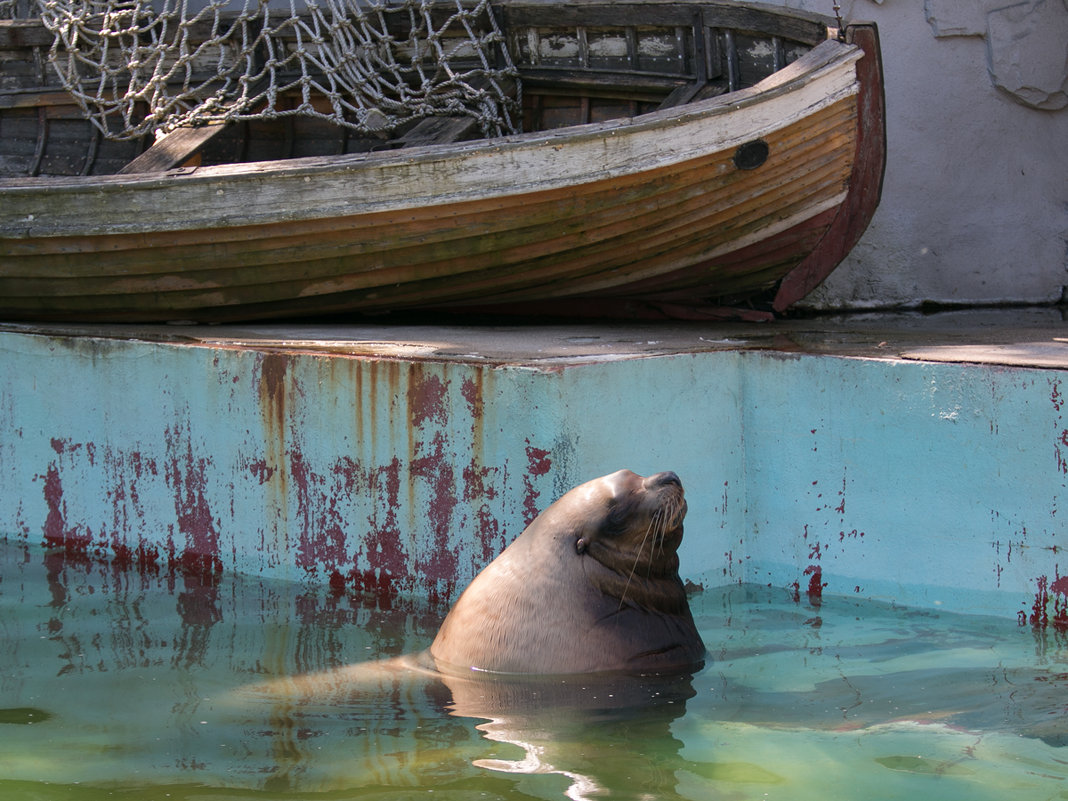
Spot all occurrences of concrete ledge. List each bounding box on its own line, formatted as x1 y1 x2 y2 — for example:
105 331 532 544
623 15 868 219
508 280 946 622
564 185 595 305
1 309 1066 621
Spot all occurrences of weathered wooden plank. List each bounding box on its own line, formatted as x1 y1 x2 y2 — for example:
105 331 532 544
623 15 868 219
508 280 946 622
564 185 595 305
29 106 45 176
0 151 849 314
0 142 852 319
0 90 81 110
723 29 739 91
698 5 826 44
500 2 827 44
0 21 54 48
1 41 859 230
520 70 690 99
395 115 482 146
656 81 706 109
501 5 699 29
117 123 228 174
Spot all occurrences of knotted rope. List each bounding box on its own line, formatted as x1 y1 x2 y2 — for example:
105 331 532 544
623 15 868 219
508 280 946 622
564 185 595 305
35 0 520 139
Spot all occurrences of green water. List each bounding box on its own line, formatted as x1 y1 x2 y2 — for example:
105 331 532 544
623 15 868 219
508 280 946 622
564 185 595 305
2 540 1067 801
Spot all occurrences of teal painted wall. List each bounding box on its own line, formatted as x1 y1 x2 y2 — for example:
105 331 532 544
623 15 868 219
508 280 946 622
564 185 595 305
1 330 1064 621
739 353 1065 620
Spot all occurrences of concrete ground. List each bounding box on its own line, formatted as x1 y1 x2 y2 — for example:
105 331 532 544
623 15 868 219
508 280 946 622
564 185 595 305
3 306 1066 368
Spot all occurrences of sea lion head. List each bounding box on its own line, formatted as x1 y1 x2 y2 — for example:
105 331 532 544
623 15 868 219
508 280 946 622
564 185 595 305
571 469 687 576
430 469 704 675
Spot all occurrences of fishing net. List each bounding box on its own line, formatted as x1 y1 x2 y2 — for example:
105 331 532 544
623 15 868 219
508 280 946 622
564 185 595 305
34 0 521 140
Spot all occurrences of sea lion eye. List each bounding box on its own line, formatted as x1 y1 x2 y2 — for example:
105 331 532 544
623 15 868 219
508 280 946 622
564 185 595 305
575 538 588 555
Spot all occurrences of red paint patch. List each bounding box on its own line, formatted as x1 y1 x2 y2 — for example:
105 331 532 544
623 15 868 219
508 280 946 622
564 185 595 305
291 453 355 577
40 450 93 557
351 566 398 608
246 459 276 484
461 376 485 418
411 433 459 593
463 461 504 562
525 441 552 476
804 564 825 606
1057 430 1068 475
521 440 552 525
328 570 347 593
356 458 408 596
42 464 68 549
1030 573 1068 631
164 425 222 579
835 474 846 515
408 371 449 428
1051 574 1068 596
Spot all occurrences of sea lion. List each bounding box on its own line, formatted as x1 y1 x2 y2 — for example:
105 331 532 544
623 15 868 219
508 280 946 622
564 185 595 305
241 469 704 700
236 470 703 793
430 469 706 675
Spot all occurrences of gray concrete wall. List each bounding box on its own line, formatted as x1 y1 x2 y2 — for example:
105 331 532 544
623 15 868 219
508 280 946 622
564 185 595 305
768 0 1068 310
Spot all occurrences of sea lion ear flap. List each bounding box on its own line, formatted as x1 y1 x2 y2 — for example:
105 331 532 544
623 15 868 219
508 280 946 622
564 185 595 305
575 537 588 555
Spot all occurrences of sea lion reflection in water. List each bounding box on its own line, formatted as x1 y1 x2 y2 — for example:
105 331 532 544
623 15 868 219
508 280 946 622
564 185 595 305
247 470 706 799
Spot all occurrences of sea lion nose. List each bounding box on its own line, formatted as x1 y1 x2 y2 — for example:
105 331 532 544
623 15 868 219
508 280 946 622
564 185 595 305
645 471 682 488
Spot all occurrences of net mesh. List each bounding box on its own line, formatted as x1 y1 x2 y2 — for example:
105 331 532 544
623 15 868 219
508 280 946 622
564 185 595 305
34 0 521 140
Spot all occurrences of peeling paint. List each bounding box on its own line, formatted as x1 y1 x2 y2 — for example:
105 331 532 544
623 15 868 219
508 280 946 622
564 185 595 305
1030 571 1068 631
804 564 826 606
522 439 552 526
3 331 1068 619
164 423 222 578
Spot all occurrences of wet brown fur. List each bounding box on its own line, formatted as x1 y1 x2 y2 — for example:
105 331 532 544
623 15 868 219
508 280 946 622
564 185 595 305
430 469 705 675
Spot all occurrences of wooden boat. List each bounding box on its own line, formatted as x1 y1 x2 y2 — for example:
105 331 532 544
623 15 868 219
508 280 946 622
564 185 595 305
0 1 884 323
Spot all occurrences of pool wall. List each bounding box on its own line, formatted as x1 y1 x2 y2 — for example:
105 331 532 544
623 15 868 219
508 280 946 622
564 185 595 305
0 328 1063 621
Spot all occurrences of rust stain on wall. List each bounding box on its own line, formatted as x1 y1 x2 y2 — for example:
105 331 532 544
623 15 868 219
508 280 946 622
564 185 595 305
255 352 294 569
164 422 222 578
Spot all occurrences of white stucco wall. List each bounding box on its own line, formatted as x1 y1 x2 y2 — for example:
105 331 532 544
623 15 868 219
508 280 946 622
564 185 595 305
766 0 1068 310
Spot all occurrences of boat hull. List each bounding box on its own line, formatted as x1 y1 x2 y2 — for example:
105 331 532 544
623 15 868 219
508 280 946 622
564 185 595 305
0 13 884 322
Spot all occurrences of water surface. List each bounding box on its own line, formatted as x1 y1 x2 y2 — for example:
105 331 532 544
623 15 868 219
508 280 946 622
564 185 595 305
1 540 1066 800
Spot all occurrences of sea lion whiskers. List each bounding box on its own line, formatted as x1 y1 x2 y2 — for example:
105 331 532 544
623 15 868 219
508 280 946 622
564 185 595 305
618 514 657 610
618 493 680 608
653 495 679 559
654 507 669 559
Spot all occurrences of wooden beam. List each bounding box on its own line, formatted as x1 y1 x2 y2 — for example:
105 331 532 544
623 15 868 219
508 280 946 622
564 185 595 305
656 81 705 110
395 115 482 146
118 122 227 174
0 20 55 48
